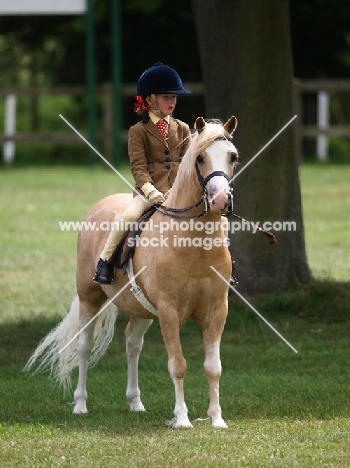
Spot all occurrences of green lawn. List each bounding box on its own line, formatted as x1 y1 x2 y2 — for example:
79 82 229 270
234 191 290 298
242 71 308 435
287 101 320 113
0 164 350 467
300 164 350 281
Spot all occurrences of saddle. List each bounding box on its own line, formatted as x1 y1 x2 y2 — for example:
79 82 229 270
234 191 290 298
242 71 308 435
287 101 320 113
110 206 157 274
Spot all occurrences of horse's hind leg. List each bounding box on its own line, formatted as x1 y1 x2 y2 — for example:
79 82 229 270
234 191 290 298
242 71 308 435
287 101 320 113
125 316 153 411
73 322 94 413
202 309 228 428
73 297 104 414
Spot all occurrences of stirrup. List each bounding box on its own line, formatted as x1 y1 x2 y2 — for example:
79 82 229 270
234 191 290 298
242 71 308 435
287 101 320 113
93 259 115 284
228 260 238 295
230 275 238 288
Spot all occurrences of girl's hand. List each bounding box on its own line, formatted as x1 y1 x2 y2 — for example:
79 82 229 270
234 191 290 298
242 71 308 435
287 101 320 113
148 189 165 205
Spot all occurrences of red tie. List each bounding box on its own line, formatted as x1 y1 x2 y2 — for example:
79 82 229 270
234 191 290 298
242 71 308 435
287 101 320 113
156 119 168 139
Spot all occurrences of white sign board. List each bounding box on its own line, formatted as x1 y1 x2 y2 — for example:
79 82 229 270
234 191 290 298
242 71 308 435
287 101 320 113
0 0 86 15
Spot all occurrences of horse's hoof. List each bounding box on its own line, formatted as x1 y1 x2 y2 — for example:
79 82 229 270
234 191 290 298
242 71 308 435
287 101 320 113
166 417 193 429
73 405 88 414
129 401 146 412
211 417 228 428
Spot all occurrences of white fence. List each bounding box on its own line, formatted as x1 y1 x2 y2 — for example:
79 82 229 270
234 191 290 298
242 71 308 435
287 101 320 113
2 80 350 164
295 79 350 160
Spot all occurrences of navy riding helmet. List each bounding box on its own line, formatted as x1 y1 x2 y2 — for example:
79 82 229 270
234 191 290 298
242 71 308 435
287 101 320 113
137 62 191 98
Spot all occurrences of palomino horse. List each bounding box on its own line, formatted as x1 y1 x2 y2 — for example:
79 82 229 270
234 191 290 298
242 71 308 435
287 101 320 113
25 116 239 428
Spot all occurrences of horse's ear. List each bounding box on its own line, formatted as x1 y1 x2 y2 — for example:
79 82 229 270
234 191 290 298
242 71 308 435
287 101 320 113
224 116 238 136
195 116 206 134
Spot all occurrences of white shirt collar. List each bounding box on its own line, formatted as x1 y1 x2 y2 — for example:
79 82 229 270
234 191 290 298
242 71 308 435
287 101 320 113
149 111 170 124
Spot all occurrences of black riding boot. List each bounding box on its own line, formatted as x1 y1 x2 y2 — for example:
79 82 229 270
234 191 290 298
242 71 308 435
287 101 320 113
93 258 115 284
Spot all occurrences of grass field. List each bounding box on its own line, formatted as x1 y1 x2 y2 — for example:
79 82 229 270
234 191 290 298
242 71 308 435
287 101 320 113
0 164 350 467
300 164 350 281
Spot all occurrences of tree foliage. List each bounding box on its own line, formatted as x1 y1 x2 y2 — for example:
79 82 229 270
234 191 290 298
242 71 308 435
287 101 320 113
0 0 349 89
290 0 350 78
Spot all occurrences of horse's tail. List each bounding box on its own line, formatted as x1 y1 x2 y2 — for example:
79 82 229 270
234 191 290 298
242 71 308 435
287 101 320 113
23 296 118 393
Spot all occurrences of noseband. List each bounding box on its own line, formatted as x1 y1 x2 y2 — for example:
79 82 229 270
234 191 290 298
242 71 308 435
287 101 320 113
194 157 234 212
157 136 234 219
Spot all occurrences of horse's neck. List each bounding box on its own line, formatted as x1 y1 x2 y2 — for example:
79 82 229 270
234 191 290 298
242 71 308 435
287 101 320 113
167 181 203 211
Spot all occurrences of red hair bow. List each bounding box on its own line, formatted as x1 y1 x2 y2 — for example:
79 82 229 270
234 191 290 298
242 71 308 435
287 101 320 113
133 95 148 114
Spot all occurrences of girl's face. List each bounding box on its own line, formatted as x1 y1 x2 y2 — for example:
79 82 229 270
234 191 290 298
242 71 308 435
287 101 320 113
148 94 177 116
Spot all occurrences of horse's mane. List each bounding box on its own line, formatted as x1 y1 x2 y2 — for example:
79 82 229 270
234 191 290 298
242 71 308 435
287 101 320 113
171 119 233 197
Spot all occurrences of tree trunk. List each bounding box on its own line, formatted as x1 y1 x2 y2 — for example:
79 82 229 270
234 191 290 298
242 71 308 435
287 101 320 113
192 0 311 293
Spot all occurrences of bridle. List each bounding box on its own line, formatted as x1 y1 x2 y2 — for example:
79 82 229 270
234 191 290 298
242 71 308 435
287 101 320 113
156 136 234 219
155 135 277 244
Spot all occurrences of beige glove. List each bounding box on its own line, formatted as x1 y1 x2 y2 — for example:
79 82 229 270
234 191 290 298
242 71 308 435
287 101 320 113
141 182 165 205
141 182 156 198
148 189 165 205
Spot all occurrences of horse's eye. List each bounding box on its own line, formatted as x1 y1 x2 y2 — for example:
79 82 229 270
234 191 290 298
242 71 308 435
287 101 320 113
196 154 204 164
230 152 238 164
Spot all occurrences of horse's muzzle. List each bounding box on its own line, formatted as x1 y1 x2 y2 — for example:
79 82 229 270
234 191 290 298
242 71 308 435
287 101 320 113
207 189 230 214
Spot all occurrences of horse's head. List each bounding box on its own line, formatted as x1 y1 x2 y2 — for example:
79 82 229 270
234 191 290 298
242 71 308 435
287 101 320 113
194 116 238 215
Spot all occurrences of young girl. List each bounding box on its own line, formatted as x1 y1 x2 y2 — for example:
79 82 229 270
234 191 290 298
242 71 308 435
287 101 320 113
93 62 191 284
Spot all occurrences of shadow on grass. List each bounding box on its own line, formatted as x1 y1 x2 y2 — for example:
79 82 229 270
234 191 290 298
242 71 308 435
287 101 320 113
228 278 350 323
0 280 350 434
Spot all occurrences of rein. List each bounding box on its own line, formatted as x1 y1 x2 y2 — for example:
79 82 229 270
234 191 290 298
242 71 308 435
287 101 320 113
156 192 208 219
157 162 230 219
157 136 231 219
156 160 217 219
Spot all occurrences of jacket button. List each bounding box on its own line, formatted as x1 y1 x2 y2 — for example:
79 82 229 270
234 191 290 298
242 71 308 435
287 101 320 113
164 157 171 162
165 165 170 169
164 149 170 155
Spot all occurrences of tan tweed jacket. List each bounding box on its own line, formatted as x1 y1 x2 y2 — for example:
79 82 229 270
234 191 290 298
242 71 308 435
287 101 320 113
128 116 191 194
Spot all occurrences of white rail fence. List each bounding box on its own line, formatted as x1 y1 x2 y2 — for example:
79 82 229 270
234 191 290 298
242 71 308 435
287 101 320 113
295 79 350 161
2 80 350 164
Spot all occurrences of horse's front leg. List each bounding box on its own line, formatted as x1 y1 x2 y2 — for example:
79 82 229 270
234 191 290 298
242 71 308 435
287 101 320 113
125 316 153 411
159 311 192 429
203 310 228 428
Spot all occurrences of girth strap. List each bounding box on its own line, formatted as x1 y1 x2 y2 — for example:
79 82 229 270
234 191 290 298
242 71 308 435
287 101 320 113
126 258 158 317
